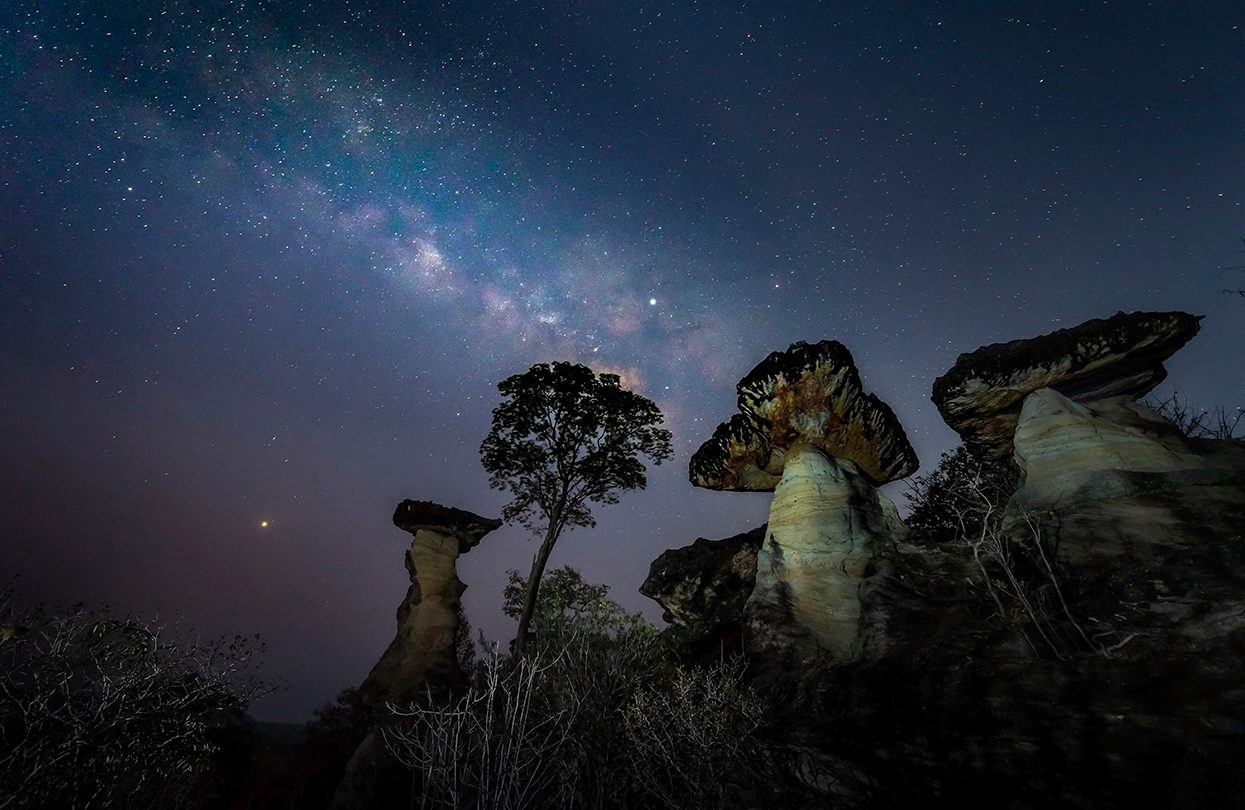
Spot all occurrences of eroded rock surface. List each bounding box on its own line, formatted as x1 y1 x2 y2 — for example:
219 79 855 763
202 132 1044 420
747 447 906 661
932 310 1201 458
652 315 1245 808
691 340 918 489
357 501 502 708
640 524 762 652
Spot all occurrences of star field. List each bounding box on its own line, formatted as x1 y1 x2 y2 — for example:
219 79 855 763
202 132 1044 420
2 1 1243 720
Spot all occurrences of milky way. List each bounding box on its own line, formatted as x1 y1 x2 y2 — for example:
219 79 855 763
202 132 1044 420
3 1 1243 719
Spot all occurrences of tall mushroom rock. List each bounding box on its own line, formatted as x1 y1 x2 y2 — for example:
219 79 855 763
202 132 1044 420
359 500 503 708
690 340 918 663
332 500 501 810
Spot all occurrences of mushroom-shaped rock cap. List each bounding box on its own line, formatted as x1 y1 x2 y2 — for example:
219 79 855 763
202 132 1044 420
931 310 1202 458
392 500 503 554
690 340 919 489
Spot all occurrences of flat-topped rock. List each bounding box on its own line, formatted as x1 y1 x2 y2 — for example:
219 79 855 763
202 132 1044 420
392 499 503 553
334 500 501 810
689 340 916 664
932 310 1201 458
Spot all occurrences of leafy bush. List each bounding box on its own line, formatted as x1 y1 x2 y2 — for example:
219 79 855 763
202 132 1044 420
0 589 272 809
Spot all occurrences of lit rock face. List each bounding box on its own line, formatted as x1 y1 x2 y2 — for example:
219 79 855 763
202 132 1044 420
332 500 501 810
690 340 917 664
750 446 906 660
647 316 1245 807
932 310 1201 459
692 341 918 489
1006 387 1245 568
1008 390 1222 512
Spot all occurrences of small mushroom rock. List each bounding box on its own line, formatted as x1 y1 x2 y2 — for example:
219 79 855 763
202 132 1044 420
690 340 917 664
931 310 1202 459
332 500 501 810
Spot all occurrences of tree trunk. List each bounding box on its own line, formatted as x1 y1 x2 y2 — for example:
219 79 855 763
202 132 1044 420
511 520 560 659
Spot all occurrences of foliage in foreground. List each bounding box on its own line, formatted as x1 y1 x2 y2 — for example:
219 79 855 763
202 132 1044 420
1147 391 1244 440
903 446 1120 660
0 588 272 810
384 568 766 809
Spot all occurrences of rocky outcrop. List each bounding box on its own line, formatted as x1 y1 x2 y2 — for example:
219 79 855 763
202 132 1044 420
357 501 502 708
789 391 1245 809
640 526 763 655
690 340 917 665
1008 389 1245 513
332 500 501 810
650 312 1245 808
932 310 1201 459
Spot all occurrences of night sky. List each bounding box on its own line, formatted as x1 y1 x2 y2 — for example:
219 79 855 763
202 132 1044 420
3 1 1243 721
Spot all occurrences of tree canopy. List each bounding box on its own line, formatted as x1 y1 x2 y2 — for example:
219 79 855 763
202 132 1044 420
481 361 673 534
480 361 672 655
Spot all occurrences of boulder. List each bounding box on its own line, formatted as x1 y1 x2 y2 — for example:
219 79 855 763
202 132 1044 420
640 526 763 655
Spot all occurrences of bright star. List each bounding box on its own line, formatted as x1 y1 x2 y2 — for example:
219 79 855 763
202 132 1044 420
649 298 657 306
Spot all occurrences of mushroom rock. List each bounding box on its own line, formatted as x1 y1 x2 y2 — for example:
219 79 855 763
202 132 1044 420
358 500 502 707
332 500 501 810
932 310 1202 459
639 526 764 656
690 340 918 664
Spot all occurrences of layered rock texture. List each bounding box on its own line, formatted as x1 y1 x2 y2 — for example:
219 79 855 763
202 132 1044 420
358 500 502 707
640 526 763 656
649 311 1245 808
690 340 917 664
932 310 1201 458
332 500 501 810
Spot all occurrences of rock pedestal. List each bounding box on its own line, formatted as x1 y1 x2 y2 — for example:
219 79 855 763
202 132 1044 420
358 528 470 707
647 311 1245 807
747 445 904 662
689 340 918 665
331 501 501 810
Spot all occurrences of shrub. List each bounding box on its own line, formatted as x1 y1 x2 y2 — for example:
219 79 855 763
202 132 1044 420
384 567 770 809
904 445 1018 545
622 658 766 809
0 589 272 809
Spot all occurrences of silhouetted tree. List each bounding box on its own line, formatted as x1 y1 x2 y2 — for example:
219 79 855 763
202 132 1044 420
480 362 672 658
